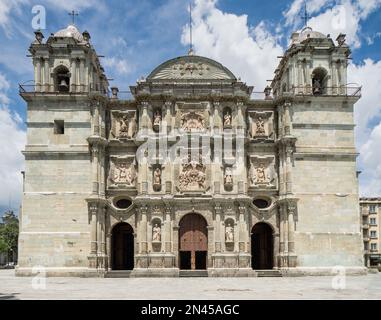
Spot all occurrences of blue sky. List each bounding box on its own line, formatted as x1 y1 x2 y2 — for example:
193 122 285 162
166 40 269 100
0 0 381 216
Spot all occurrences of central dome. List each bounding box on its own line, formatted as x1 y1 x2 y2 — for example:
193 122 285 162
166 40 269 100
147 55 237 81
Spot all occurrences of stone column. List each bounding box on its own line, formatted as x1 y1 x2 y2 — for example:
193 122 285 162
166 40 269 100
214 205 222 253
70 59 77 92
213 101 221 130
332 61 338 95
279 205 285 254
207 226 214 268
238 205 247 253
91 145 99 195
79 58 85 92
164 206 172 252
283 102 291 136
236 101 245 130
297 60 303 93
278 145 285 195
99 148 105 197
93 103 100 136
35 58 41 92
141 101 150 131
88 202 98 268
288 203 296 254
164 101 172 133
139 205 148 254
285 146 293 194
43 58 50 92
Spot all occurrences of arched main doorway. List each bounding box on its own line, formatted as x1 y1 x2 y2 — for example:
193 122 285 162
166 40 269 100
179 213 208 270
111 222 134 270
251 223 273 270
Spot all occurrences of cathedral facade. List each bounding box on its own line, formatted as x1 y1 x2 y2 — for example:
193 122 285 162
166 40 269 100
16 24 366 277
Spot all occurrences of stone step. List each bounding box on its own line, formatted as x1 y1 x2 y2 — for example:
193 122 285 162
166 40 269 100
179 270 209 277
256 270 283 277
105 270 133 278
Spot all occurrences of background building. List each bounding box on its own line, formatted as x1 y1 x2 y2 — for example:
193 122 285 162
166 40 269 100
16 23 365 277
360 198 381 267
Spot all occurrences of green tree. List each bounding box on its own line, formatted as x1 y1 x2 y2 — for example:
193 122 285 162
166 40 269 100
0 211 19 264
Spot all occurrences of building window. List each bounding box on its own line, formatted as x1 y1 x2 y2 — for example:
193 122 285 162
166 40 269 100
370 230 377 238
369 205 376 213
54 120 64 134
370 218 376 225
371 243 377 251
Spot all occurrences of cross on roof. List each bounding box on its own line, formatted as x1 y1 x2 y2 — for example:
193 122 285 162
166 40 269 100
301 1 309 27
68 10 79 25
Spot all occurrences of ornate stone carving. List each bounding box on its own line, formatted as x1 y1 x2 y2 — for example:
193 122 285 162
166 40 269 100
109 159 137 187
152 223 161 242
223 110 232 128
179 158 206 191
225 223 234 242
248 158 276 188
180 111 205 132
224 166 233 191
249 112 273 139
153 167 162 191
149 57 233 80
113 112 137 139
153 110 161 132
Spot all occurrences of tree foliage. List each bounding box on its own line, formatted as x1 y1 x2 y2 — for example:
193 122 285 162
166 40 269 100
0 211 19 260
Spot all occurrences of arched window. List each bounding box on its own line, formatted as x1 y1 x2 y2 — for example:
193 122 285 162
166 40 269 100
54 66 70 92
312 67 328 95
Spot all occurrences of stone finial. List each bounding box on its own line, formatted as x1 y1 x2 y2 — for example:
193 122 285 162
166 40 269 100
264 86 272 100
82 30 91 43
34 30 44 44
111 87 119 99
336 33 346 46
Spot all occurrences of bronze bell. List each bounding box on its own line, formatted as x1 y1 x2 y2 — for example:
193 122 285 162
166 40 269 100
58 79 68 91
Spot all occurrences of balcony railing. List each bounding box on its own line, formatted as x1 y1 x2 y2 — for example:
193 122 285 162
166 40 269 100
363 224 369 229
19 82 109 97
362 210 369 216
289 85 362 97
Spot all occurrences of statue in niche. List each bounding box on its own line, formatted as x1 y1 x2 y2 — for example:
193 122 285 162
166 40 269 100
313 78 322 95
153 167 162 191
225 223 234 242
152 223 161 242
153 110 162 126
112 162 136 186
154 167 161 184
224 167 233 190
127 113 137 138
223 111 232 127
119 115 129 137
255 116 266 136
256 163 269 184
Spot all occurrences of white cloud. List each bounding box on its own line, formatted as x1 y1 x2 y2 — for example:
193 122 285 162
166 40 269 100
103 57 132 75
0 0 27 36
348 59 381 196
0 73 26 211
43 0 106 12
181 0 283 90
284 0 381 48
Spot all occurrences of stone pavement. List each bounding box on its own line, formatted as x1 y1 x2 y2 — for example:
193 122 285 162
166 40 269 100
0 269 380 300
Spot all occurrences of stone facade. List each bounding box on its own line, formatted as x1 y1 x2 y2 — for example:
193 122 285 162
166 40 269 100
16 25 366 277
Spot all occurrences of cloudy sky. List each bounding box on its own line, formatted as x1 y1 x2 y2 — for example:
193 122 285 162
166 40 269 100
0 0 380 216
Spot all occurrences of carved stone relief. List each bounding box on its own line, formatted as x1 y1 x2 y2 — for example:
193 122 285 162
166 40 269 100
153 166 162 191
224 166 233 191
152 223 161 242
248 157 277 189
112 112 137 139
108 158 137 187
249 112 273 139
180 111 206 132
225 223 234 242
179 157 207 191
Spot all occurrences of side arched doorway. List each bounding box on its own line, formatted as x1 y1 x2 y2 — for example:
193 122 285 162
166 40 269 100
179 213 208 270
111 222 134 270
251 223 273 270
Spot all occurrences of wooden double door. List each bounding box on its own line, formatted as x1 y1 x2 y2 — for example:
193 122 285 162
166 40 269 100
179 213 208 270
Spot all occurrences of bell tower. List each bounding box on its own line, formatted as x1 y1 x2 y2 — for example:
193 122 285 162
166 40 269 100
28 25 108 94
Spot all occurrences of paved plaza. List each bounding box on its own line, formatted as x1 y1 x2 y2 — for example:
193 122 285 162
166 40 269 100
0 269 380 300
